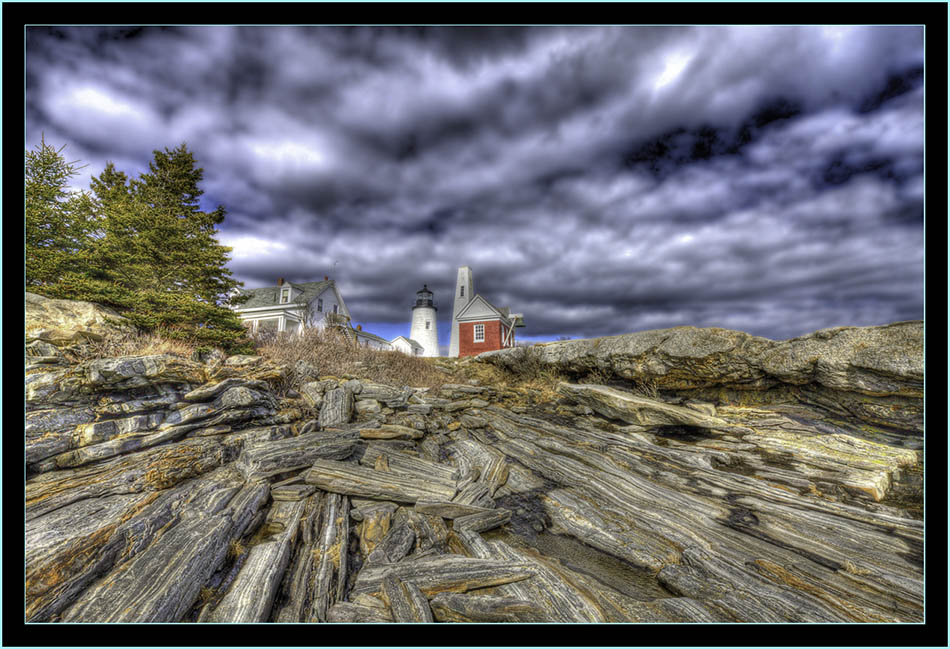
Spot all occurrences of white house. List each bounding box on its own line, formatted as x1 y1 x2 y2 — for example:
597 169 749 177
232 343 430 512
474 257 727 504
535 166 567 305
353 326 394 350
390 335 424 356
229 277 350 334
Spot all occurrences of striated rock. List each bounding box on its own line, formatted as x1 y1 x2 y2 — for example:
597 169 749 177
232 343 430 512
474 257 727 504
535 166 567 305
480 322 923 432
305 458 457 503
271 482 316 502
224 355 261 368
318 387 353 428
21 296 923 624
183 378 269 403
351 554 537 598
365 520 416 566
26 491 158 621
26 436 238 521
354 399 382 416
207 499 305 622
30 389 281 474
453 508 512 533
430 592 549 623
298 381 325 410
271 492 324 623
26 339 64 358
358 424 423 440
358 382 412 407
448 439 509 499
25 407 96 465
84 355 206 389
354 500 398 558
326 601 394 623
359 446 459 484
310 492 350 621
61 474 268 622
235 429 357 480
457 533 605 622
557 382 735 431
439 384 493 399
406 509 451 556
415 501 494 520
382 575 434 623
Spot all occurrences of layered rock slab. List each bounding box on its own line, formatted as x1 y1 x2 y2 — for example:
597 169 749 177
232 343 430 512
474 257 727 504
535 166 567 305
61 472 268 622
480 322 923 433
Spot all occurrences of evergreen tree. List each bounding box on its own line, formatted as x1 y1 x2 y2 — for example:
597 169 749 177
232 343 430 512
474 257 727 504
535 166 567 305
25 136 96 288
32 142 252 352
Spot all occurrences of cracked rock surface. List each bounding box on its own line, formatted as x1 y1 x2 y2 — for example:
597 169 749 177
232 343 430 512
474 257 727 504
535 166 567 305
24 295 923 623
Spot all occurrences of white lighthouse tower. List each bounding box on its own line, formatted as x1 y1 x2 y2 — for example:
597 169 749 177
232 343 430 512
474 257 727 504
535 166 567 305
449 266 474 357
409 284 440 357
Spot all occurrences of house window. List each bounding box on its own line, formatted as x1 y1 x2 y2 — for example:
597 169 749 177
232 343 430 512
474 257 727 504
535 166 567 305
426 320 430 330
460 286 464 297
332 304 338 314
258 318 279 333
317 299 323 312
474 324 485 342
280 287 290 304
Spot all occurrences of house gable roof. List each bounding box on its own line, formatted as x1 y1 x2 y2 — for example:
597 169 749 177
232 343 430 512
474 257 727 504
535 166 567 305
355 329 391 345
233 280 332 310
391 335 423 349
455 294 511 324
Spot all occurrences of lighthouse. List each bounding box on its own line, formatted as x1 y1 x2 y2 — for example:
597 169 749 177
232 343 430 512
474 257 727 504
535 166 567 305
449 266 474 357
409 284 440 357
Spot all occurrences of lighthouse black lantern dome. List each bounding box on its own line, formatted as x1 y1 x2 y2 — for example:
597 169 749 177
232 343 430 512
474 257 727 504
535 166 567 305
414 285 435 310
409 284 439 357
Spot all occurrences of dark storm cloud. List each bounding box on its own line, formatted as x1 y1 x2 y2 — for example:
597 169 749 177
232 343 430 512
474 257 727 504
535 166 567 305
25 25 924 343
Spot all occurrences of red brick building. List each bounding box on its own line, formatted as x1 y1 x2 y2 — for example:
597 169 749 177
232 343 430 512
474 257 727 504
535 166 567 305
455 294 524 357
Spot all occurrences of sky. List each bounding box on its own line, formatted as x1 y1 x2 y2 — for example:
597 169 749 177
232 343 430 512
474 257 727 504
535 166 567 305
25 25 925 350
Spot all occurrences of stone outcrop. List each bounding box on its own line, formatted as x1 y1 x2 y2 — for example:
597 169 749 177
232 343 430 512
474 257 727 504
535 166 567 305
23 298 924 623
26 291 130 346
480 322 924 435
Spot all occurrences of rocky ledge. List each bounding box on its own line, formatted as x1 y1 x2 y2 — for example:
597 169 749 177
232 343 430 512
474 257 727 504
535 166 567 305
25 294 924 623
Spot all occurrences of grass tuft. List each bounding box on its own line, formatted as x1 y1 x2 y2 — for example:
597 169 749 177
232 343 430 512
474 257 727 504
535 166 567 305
227 538 247 561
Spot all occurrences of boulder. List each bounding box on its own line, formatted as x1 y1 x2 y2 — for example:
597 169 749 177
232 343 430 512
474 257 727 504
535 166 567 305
25 292 130 345
480 322 923 432
84 355 206 389
480 323 922 396
556 382 734 431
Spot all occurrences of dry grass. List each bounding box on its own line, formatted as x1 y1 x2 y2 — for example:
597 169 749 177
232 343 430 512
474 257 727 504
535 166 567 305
251 327 450 392
197 585 218 606
455 345 565 405
486 344 558 383
631 377 660 400
579 367 613 385
67 328 199 362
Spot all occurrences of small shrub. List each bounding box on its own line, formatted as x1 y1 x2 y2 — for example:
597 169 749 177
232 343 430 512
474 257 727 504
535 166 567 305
227 538 247 561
